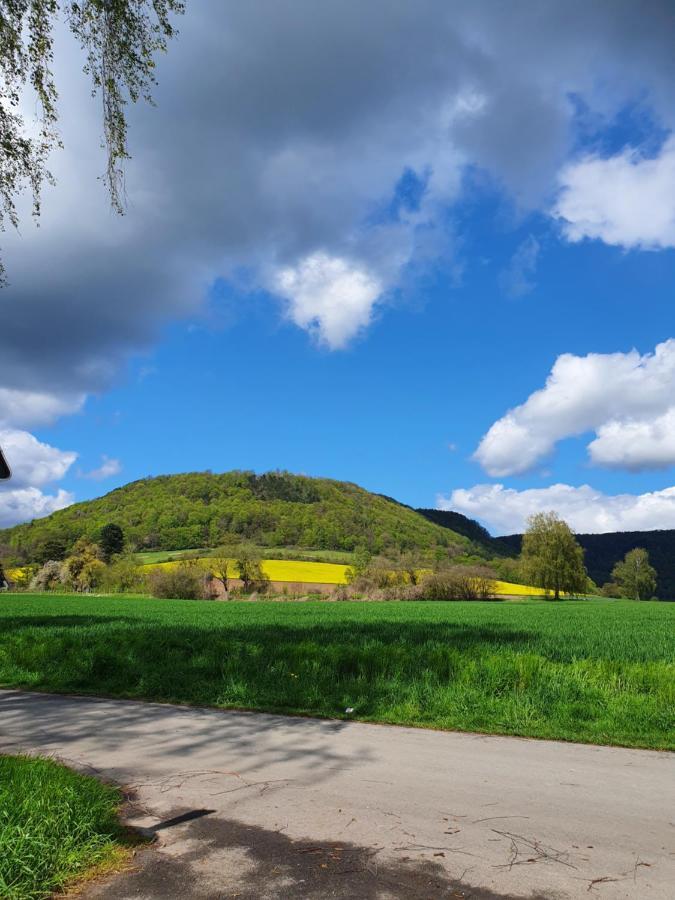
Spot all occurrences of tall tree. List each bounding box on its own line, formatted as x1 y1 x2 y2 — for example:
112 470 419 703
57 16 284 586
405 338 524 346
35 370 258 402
99 522 124 560
235 544 268 593
521 511 587 600
209 544 239 595
0 0 183 283
611 548 657 601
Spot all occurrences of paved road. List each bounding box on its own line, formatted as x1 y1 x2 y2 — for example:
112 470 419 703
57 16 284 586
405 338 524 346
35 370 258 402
1 690 673 899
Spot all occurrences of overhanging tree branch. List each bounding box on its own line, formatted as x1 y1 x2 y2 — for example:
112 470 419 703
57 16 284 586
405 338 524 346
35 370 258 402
0 0 183 283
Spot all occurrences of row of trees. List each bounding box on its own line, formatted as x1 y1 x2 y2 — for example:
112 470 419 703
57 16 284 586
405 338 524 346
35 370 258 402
340 513 659 602
18 536 272 600
341 547 498 601
519 512 657 601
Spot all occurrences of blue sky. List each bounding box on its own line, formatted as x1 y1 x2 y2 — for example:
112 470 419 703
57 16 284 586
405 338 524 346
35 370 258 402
2 1 675 535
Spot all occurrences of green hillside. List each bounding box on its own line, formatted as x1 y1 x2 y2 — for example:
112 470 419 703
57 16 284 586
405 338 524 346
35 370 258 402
0 470 474 562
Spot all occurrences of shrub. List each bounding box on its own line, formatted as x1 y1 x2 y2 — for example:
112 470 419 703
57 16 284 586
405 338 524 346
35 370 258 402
228 583 277 601
9 564 37 590
339 566 497 602
149 564 207 600
101 555 146 593
346 555 410 592
416 567 496 601
368 584 420 601
77 559 107 591
60 539 106 591
29 560 64 591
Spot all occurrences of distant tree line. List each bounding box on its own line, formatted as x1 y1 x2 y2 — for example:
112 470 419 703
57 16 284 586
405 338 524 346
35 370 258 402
496 529 669 598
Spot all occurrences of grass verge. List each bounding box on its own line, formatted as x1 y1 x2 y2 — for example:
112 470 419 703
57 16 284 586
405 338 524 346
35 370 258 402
0 754 129 900
0 594 673 750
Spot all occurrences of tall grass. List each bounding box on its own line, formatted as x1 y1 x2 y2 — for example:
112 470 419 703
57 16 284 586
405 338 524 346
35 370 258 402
0 755 126 900
0 594 673 749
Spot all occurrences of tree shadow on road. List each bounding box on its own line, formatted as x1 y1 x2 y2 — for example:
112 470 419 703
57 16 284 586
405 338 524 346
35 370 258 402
89 807 553 900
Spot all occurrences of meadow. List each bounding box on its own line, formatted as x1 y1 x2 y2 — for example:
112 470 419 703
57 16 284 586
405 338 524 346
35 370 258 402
0 594 672 750
0 755 128 900
135 546 356 566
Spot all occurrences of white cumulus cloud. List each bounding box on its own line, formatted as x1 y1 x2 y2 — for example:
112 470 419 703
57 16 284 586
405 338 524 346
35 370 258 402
274 253 384 349
0 429 77 488
0 429 77 528
554 136 675 250
588 408 675 470
474 339 675 476
441 482 675 535
0 389 85 428
0 487 74 529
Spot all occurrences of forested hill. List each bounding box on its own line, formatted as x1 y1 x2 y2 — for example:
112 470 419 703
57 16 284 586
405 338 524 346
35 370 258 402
416 508 508 554
496 530 675 599
0 470 475 562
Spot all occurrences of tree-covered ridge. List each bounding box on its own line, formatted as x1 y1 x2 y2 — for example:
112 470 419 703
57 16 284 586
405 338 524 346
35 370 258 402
0 470 473 562
496 530 675 600
416 508 507 553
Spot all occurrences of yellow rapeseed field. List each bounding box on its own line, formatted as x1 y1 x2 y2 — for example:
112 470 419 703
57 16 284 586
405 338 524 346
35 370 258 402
9 558 554 594
494 580 554 597
141 557 349 584
141 559 553 593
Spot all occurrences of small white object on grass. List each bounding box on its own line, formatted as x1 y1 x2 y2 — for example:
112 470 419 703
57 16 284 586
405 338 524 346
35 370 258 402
345 707 355 714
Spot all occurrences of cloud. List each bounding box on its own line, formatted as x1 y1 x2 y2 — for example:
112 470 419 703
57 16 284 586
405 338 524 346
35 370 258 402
3 0 675 416
0 429 77 488
274 253 383 349
499 235 540 298
588 409 675 470
0 389 85 428
0 487 74 530
554 136 675 249
441 482 675 535
79 455 122 481
474 339 675 476
0 429 77 527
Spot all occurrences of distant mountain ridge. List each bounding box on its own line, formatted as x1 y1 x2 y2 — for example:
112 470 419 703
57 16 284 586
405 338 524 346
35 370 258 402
495 530 675 599
415 508 507 553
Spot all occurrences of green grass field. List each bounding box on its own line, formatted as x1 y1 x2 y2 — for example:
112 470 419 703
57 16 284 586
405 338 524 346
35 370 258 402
134 546 356 565
0 594 672 750
0 755 128 900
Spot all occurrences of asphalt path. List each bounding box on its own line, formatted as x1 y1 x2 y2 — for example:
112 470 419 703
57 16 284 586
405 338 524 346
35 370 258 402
1 689 673 899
